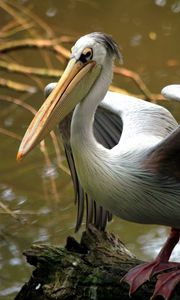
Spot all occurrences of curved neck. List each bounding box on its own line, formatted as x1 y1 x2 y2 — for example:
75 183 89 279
70 58 114 197
71 58 114 145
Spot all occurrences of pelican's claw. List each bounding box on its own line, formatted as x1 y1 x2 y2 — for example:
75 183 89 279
152 269 180 300
122 261 180 297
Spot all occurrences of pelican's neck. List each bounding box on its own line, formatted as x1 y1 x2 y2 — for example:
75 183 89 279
70 58 114 198
71 58 114 143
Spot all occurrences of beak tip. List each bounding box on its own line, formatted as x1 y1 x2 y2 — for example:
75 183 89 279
16 152 23 162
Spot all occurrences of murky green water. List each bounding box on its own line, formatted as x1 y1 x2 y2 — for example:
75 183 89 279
0 0 180 299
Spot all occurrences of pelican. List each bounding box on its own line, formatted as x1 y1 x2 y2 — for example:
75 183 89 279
17 32 180 300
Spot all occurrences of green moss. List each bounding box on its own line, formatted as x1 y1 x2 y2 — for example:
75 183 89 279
88 286 97 300
82 268 104 285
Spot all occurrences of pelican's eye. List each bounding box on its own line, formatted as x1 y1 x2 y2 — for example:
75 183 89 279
79 47 93 63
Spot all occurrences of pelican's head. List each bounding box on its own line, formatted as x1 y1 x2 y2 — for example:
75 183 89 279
72 32 121 65
17 32 121 160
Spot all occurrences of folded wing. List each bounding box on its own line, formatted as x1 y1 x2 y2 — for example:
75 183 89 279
145 125 180 181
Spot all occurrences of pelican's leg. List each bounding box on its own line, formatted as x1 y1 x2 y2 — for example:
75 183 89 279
122 228 180 300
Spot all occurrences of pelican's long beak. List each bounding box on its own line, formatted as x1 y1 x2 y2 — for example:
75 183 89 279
17 58 101 161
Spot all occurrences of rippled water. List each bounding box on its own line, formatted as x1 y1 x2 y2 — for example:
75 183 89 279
0 1 180 299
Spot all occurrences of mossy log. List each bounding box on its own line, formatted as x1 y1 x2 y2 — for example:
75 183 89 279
14 225 180 300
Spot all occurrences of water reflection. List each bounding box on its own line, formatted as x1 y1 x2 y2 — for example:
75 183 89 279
42 164 58 179
1 186 16 202
139 227 180 261
0 0 179 299
0 286 22 298
171 1 180 13
130 34 142 47
4 116 14 128
46 7 57 18
155 0 180 12
155 0 167 7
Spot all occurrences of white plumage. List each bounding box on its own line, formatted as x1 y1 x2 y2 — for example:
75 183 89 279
71 90 180 227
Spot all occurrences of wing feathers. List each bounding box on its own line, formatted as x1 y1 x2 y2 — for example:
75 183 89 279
145 126 180 180
64 143 78 203
94 107 122 149
75 184 84 232
85 195 93 225
94 119 115 148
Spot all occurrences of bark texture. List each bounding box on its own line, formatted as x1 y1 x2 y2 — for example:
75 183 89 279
14 225 180 300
